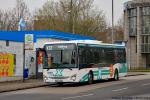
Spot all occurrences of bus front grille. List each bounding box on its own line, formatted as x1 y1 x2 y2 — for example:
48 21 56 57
49 76 69 79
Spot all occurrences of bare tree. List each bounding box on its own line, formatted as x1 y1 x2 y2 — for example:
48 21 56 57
0 9 16 30
14 0 33 30
35 0 107 35
35 0 60 30
0 0 33 30
114 15 124 41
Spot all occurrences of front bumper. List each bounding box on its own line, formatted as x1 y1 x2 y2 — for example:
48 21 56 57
43 76 79 83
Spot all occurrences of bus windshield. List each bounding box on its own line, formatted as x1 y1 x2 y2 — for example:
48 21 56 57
43 44 77 69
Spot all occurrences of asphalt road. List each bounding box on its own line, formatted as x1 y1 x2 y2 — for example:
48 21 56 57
0 75 150 100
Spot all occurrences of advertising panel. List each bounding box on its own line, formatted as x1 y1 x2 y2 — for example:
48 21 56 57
0 53 14 77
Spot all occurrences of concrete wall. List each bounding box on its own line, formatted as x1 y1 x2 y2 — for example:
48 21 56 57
0 40 37 82
130 38 137 69
0 40 24 82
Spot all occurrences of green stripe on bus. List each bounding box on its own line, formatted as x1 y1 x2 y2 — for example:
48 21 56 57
101 70 109 75
93 71 99 75
80 69 112 82
89 44 125 49
93 70 110 76
101 73 110 75
102 70 109 73
80 74 88 82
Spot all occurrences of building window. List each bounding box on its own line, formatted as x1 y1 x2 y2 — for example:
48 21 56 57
141 36 150 53
6 40 9 47
142 7 150 15
128 8 137 36
142 7 150 35
141 7 150 53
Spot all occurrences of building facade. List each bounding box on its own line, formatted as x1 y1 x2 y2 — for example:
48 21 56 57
124 0 150 69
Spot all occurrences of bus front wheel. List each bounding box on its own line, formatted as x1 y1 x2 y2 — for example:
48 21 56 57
88 72 93 84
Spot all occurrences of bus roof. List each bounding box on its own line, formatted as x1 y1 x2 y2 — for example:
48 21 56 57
44 40 125 48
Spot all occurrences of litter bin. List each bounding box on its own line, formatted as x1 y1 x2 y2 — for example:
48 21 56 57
23 68 29 78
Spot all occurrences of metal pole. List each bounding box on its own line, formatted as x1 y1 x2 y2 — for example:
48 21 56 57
35 48 39 79
72 14 75 34
72 0 75 34
23 35 25 82
70 0 74 34
112 0 114 43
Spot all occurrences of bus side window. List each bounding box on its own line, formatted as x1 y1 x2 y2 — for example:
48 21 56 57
86 47 93 64
71 50 76 64
93 47 100 64
114 49 118 63
97 48 105 67
116 49 126 63
79 46 89 68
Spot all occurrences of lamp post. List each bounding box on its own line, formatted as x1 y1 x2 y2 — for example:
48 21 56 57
112 0 114 43
68 0 75 34
67 10 75 34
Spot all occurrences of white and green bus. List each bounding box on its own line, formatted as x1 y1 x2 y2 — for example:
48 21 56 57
42 40 127 85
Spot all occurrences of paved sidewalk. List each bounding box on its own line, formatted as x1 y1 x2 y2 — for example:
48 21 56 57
0 79 47 93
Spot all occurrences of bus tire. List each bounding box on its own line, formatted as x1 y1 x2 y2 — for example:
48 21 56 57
114 69 119 81
88 71 93 84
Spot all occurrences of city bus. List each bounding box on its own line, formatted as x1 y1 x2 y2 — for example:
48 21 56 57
42 40 127 85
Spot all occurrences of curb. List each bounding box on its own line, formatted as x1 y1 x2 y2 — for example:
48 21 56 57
125 74 146 77
0 84 48 93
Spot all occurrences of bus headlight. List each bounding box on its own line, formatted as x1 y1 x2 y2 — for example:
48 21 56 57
71 74 76 81
43 75 48 81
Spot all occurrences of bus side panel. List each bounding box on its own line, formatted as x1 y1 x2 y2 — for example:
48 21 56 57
78 68 95 82
78 66 115 82
77 63 127 83
119 63 128 77
78 67 112 82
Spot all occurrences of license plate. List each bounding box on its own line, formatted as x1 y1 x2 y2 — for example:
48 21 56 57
55 79 63 82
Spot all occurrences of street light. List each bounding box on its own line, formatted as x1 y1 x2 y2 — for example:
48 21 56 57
67 10 75 34
112 0 114 43
67 0 75 34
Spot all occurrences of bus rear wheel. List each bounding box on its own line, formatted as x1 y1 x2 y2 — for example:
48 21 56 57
114 69 119 81
88 72 93 84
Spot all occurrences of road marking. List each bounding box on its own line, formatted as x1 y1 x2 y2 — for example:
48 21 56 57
112 87 128 92
142 83 150 86
62 93 94 100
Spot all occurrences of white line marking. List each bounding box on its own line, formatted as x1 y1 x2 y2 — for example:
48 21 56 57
112 87 128 92
62 93 94 100
142 83 150 86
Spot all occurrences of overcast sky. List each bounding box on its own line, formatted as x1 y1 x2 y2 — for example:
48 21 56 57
0 0 131 24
